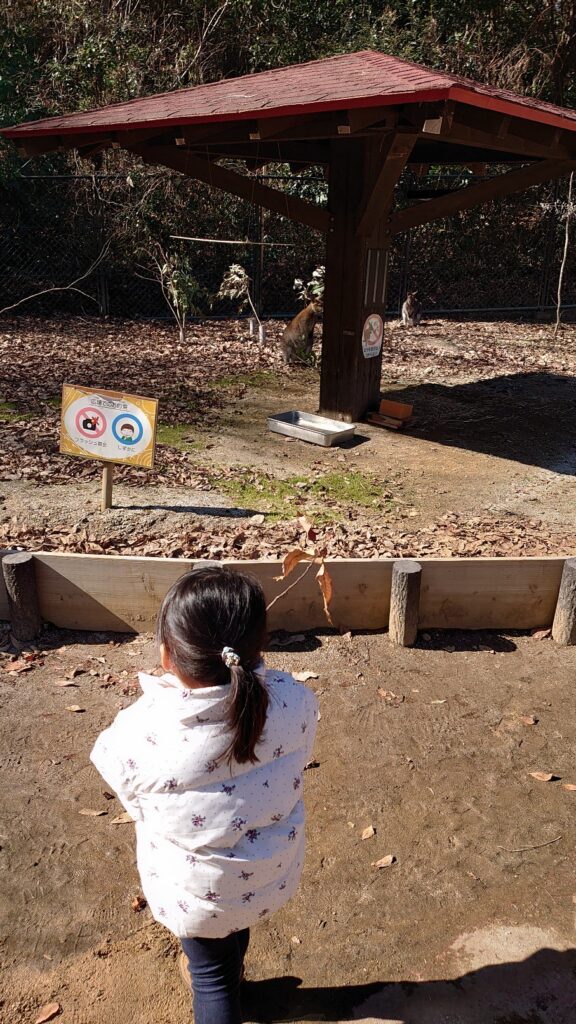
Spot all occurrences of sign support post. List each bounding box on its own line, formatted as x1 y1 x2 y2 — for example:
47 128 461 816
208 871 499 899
101 464 114 511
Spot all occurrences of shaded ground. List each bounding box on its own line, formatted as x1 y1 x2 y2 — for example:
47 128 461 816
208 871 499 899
2 624 576 1023
1 315 575 559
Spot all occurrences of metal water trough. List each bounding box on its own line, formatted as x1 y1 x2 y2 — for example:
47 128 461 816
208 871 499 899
267 410 356 447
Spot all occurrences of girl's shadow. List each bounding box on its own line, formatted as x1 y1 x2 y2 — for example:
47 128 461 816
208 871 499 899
243 946 576 1022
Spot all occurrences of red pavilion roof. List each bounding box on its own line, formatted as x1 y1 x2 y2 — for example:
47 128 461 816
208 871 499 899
3 50 576 140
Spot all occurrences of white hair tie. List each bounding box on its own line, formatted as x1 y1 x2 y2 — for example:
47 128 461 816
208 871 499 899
221 646 241 668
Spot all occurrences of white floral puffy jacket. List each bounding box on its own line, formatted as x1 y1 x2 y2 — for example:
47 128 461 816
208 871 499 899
90 668 318 938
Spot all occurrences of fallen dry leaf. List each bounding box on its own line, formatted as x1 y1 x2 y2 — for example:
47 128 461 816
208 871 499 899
361 825 376 840
65 705 85 713
378 688 405 706
529 771 557 782
5 660 33 673
103 791 116 800
111 812 134 825
520 714 538 726
34 1004 61 1024
54 679 78 687
372 855 396 868
131 894 147 912
563 783 576 791
292 671 319 682
430 698 447 705
79 808 107 817
531 628 552 640
341 631 353 641
249 514 265 525
303 760 320 770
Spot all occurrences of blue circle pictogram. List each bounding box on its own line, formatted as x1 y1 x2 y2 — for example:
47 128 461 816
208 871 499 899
112 412 144 445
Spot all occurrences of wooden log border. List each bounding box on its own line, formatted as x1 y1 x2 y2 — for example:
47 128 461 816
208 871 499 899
0 551 570 635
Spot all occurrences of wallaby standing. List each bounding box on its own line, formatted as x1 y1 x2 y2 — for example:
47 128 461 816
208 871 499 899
281 299 322 364
401 292 422 326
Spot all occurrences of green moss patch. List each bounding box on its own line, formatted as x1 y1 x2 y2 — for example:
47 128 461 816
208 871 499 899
221 468 393 522
156 424 204 451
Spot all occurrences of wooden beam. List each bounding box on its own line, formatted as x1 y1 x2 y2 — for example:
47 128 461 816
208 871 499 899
184 140 330 166
1 551 565 634
408 143 528 164
389 158 576 234
126 144 330 232
441 107 575 160
356 131 419 237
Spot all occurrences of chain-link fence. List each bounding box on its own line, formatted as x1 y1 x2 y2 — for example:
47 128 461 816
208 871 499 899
0 169 574 320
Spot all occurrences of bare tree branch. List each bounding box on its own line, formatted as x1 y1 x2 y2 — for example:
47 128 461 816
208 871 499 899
554 171 574 337
0 241 112 316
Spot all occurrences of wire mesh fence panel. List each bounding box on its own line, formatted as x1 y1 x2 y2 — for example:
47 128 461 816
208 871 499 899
0 170 574 321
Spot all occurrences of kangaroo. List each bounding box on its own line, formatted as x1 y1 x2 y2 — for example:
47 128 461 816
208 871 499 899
281 299 322 365
401 292 422 326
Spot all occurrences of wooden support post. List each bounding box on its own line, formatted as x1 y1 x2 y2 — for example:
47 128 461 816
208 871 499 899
319 134 416 421
2 552 42 642
389 559 422 647
552 557 576 645
319 141 388 421
101 464 114 511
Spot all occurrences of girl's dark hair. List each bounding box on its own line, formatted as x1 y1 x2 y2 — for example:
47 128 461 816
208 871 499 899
157 566 269 765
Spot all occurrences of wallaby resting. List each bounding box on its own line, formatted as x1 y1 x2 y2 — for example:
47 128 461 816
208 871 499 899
401 292 422 326
281 300 322 364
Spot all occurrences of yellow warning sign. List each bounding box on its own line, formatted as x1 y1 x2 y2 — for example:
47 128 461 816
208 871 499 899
60 384 158 468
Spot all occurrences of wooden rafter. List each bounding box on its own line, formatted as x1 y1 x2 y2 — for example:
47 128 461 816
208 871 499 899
126 144 330 232
389 158 576 234
356 131 419 237
184 140 330 166
439 109 575 160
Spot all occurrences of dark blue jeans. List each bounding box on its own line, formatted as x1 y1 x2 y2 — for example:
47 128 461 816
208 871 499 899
181 928 250 1024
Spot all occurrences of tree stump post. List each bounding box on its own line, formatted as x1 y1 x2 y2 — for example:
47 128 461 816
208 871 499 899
389 559 422 647
2 552 42 642
552 557 576 645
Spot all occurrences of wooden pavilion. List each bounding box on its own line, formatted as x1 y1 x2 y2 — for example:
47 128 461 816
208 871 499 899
3 51 576 420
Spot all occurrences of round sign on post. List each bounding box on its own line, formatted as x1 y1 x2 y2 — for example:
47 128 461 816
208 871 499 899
362 313 384 359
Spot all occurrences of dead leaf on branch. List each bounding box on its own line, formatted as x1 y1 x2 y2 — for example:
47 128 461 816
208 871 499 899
269 544 335 627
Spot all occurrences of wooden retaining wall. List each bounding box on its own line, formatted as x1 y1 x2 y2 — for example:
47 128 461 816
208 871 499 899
0 551 569 634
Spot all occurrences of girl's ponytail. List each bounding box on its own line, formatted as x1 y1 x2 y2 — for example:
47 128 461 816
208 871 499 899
224 663 269 764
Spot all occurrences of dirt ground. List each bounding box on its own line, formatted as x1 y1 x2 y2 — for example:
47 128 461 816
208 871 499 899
1 315 576 1023
0 315 575 558
1 623 576 1024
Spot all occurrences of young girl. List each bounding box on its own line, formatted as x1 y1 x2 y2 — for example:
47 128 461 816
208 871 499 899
91 566 318 1024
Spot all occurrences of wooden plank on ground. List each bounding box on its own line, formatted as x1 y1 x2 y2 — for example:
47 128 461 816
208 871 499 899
1 553 569 634
418 558 565 629
30 553 392 633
